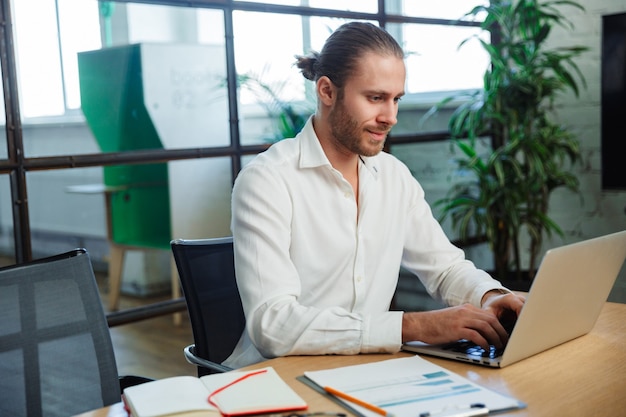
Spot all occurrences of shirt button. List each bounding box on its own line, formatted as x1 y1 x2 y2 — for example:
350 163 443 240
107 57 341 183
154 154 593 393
356 276 362 283
344 192 351 199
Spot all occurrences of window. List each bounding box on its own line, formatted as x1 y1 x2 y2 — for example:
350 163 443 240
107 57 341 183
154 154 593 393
236 0 378 13
397 22 489 95
400 0 488 20
12 0 487 120
12 0 101 118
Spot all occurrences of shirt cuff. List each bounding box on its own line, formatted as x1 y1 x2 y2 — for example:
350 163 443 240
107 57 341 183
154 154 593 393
361 311 404 353
478 286 512 307
469 280 510 307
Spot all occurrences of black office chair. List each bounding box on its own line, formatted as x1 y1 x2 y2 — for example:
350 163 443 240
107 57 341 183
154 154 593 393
171 236 246 376
0 248 151 417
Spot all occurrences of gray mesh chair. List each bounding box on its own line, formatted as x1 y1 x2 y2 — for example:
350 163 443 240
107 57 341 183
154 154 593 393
0 248 150 417
171 236 245 376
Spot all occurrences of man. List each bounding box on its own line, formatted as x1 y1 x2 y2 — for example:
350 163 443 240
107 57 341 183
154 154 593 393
225 21 525 369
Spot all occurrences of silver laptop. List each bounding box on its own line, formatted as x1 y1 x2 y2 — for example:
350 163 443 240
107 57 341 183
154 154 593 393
403 230 626 368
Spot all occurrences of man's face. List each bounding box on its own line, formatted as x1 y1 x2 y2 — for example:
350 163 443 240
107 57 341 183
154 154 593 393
328 52 406 157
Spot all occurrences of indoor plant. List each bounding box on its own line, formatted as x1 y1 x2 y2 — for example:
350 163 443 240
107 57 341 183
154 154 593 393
235 69 314 143
428 0 588 283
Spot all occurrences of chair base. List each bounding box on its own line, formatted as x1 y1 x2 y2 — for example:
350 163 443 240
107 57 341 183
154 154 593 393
184 344 233 375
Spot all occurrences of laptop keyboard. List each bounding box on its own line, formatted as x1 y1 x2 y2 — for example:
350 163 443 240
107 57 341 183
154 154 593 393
441 340 504 359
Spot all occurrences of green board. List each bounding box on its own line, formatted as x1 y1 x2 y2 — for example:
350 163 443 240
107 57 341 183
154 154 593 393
78 44 170 249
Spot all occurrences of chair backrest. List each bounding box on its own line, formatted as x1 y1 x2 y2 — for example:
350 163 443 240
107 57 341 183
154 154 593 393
0 249 121 417
171 236 245 376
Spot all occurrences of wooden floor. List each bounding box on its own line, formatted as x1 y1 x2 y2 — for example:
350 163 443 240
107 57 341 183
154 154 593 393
97 274 198 380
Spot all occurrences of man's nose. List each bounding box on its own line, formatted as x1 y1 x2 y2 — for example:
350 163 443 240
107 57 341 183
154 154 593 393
378 101 398 126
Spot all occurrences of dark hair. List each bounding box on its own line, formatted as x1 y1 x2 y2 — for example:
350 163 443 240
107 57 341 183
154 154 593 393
295 21 404 88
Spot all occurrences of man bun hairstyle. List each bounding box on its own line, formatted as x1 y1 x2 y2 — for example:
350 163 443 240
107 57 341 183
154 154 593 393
295 51 320 82
295 21 404 88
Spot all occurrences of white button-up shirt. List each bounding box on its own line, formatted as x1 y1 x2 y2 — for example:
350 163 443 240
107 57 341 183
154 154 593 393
225 117 505 368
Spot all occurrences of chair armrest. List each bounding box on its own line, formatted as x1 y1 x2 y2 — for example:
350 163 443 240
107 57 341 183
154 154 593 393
184 344 233 373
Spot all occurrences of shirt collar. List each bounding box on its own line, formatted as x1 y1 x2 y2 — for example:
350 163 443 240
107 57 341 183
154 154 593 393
299 116 330 169
359 154 380 179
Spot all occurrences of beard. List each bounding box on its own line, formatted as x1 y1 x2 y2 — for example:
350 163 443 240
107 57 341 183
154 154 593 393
327 95 389 157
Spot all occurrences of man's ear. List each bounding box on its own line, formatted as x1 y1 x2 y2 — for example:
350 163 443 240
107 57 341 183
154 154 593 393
316 76 336 106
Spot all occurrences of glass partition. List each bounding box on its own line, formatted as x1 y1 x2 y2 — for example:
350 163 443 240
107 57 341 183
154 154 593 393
0 174 15 265
19 2 229 157
0 80 6 159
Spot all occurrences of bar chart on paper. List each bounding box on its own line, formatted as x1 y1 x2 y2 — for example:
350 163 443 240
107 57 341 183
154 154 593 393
302 356 525 417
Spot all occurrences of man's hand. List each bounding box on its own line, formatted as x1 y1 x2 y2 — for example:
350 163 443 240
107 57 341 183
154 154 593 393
401 291 525 350
481 290 525 312
402 304 510 350
481 290 526 334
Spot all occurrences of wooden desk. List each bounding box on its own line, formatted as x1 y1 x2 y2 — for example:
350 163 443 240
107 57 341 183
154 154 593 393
76 302 626 417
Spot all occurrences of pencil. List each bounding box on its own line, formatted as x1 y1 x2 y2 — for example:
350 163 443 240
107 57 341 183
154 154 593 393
323 385 393 417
